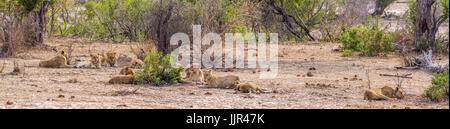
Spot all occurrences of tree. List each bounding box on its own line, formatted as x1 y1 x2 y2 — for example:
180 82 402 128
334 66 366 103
373 0 396 16
0 0 50 57
25 0 50 47
155 0 175 55
414 0 449 50
265 0 316 41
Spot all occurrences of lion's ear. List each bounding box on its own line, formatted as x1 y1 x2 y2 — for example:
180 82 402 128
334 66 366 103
395 87 399 92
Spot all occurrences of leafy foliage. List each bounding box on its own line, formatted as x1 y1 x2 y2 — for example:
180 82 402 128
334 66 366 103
270 0 338 41
442 0 449 22
339 17 393 57
406 0 417 23
422 70 449 102
133 51 184 86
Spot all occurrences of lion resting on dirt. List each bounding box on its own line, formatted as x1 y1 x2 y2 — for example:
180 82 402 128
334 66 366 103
39 50 71 68
109 66 135 84
129 58 144 68
74 53 102 69
203 70 240 89
235 82 264 94
181 68 204 85
120 66 135 76
364 86 405 100
101 52 117 67
108 75 135 84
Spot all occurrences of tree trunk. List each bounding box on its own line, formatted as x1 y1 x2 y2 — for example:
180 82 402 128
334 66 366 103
414 0 436 50
373 0 395 16
156 0 174 55
25 1 49 47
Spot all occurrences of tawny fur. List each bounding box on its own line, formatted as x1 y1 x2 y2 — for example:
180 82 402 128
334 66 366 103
120 66 135 76
101 52 117 67
181 68 204 85
39 50 71 68
88 54 102 69
130 58 144 68
235 82 263 94
203 70 240 89
364 86 405 100
108 75 134 84
0 62 4 74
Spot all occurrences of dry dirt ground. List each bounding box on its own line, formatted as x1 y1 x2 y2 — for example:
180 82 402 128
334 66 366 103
0 38 448 109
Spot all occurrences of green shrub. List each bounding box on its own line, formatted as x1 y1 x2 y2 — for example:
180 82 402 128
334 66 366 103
422 70 449 102
133 51 184 86
339 18 393 57
342 49 354 57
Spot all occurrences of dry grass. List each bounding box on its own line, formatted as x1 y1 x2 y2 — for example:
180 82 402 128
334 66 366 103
129 41 157 61
0 24 26 57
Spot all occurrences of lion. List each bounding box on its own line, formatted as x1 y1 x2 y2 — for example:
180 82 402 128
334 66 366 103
181 68 204 85
39 50 71 68
0 61 4 73
75 53 102 69
364 86 405 100
108 75 134 84
120 66 135 76
203 70 240 89
130 58 144 68
235 82 264 94
101 52 117 67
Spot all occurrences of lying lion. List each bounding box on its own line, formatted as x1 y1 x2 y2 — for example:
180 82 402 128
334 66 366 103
364 86 405 100
39 50 71 68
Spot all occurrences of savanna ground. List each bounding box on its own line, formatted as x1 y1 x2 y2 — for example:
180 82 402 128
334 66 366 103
0 38 448 109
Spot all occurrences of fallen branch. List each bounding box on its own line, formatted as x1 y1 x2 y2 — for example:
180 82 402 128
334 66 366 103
395 66 420 70
379 73 413 79
415 50 449 73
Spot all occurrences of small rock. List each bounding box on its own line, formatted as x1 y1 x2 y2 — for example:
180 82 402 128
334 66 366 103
307 72 314 77
205 92 213 95
309 67 316 71
58 94 65 98
70 96 75 99
252 70 257 74
344 77 349 80
6 101 14 105
189 92 195 95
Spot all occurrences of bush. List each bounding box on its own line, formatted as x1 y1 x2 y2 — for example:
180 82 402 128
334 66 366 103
342 49 354 57
339 18 393 57
133 51 184 86
422 70 449 102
